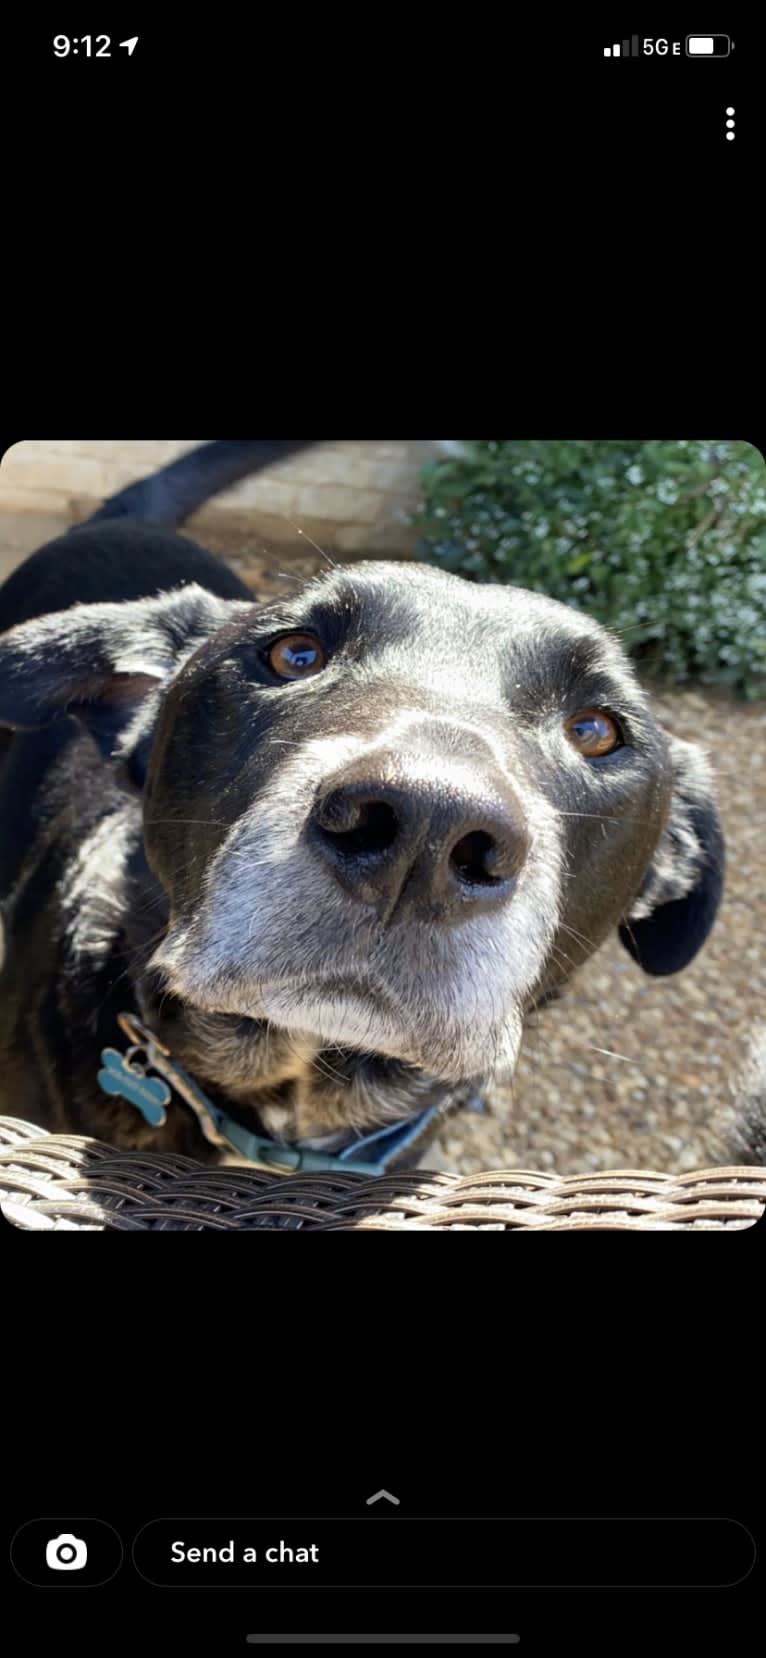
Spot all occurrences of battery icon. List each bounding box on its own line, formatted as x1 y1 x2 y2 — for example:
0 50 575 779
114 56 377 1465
686 35 731 56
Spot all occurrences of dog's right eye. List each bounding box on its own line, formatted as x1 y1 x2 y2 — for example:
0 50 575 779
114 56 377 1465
266 633 327 680
564 708 622 757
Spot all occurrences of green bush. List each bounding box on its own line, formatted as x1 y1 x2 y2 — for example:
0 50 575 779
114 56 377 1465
414 441 766 697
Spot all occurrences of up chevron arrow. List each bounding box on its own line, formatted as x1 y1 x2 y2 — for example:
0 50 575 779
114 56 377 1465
366 1489 400 1506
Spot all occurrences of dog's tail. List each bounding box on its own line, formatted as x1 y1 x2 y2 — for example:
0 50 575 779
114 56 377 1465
82 439 467 533
83 441 322 530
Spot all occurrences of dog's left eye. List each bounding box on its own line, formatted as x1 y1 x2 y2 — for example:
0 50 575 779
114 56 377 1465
267 633 327 679
564 708 622 757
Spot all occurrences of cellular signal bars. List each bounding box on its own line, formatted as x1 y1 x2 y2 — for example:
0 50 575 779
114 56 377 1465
604 38 639 57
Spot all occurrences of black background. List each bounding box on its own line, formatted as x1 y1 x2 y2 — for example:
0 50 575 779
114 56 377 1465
0 16 758 166
4 1241 762 1655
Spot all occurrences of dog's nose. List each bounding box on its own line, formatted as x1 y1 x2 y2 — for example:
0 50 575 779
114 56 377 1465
308 751 530 920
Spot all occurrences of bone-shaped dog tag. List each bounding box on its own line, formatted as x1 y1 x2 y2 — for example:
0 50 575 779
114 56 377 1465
97 1048 171 1127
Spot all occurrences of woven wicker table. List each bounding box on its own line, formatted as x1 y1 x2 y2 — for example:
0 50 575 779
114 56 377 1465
1 1116 764 1230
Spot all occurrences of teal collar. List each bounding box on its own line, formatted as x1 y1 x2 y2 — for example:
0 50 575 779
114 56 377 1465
98 1012 461 1177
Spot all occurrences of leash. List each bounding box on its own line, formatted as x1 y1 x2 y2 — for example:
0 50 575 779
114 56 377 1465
97 1012 468 1177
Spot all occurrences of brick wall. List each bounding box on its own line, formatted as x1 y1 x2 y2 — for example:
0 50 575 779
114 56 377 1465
0 441 448 586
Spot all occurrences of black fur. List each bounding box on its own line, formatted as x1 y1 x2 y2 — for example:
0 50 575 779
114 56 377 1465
618 799 725 974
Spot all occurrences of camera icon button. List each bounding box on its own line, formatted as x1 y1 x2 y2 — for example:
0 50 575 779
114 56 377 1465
10 1518 122 1587
46 1533 88 1571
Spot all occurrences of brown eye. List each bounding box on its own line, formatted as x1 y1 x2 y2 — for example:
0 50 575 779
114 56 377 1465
564 708 622 757
267 633 326 680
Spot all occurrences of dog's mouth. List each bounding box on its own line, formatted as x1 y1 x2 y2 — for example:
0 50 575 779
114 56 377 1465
257 978 430 1062
148 841 554 1100
155 969 524 1090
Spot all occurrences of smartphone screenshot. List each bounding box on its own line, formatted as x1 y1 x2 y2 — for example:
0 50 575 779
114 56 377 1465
1 18 762 1658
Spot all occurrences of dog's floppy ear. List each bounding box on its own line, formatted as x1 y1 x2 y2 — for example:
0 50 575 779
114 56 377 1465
618 735 724 975
0 584 251 767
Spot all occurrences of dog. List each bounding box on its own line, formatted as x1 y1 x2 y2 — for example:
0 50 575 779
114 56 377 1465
0 440 735 1172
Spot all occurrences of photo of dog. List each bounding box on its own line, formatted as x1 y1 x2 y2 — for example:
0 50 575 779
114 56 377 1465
0 441 762 1177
